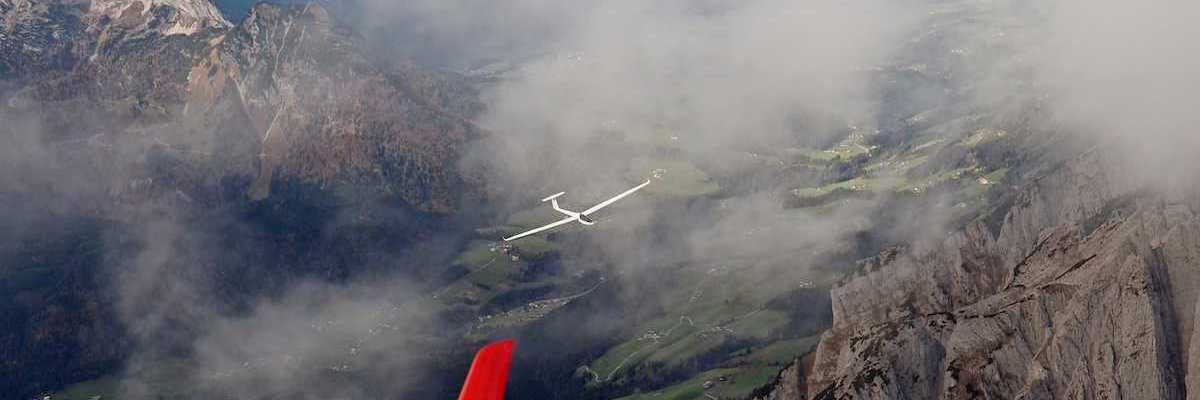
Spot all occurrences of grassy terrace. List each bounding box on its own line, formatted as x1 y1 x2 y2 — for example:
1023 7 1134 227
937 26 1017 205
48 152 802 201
586 259 831 394
480 119 1016 396
439 242 522 305
599 118 1019 396
726 336 821 366
827 139 874 160
791 117 1016 210
615 368 740 400
615 366 781 400
791 176 876 199
963 128 1008 148
511 236 556 259
609 321 823 400
443 234 563 296
631 158 720 198
893 167 972 195
783 147 838 165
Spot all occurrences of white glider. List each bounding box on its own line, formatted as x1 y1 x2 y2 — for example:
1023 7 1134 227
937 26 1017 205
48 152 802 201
503 179 652 242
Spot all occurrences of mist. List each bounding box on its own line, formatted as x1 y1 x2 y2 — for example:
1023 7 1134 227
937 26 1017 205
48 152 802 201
446 0 925 284
8 0 1198 398
121 0 926 397
1038 0 1200 186
470 0 916 188
128 0 926 395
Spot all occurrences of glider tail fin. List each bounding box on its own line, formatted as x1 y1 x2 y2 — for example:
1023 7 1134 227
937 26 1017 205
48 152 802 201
458 339 515 400
541 192 576 217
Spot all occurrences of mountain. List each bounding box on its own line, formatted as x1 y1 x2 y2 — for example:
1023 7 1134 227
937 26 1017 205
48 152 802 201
754 147 1200 399
738 0 1200 398
0 0 86 79
2 0 481 213
1 1 483 398
87 0 230 36
8 1 1195 400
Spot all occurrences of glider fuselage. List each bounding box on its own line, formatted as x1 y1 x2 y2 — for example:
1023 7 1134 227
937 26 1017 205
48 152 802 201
502 179 651 242
548 196 595 225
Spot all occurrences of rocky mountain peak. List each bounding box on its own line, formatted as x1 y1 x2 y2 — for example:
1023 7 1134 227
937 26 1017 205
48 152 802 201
87 0 229 35
239 1 330 32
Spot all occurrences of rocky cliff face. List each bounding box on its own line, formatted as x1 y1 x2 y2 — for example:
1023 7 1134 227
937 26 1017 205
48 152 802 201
2 0 479 213
760 147 1200 399
204 3 475 210
752 357 810 400
0 0 86 80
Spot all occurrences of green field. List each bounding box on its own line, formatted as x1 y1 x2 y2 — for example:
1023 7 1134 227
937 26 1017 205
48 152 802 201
589 339 655 383
454 240 504 269
586 260 830 390
440 240 523 303
963 128 1007 148
727 336 820 366
511 236 556 260
711 366 778 397
615 368 739 400
614 365 781 400
783 147 838 165
630 158 720 197
726 310 790 339
644 331 720 368
792 176 877 199
449 236 559 289
828 143 872 160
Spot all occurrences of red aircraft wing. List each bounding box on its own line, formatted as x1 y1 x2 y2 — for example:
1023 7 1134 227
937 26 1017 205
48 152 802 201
457 339 515 400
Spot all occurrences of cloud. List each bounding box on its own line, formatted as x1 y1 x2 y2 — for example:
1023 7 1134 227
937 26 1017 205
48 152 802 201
103 202 463 399
465 0 919 208
27 0 1200 397
180 280 442 398
0 102 458 399
1036 0 1200 185
940 0 1200 188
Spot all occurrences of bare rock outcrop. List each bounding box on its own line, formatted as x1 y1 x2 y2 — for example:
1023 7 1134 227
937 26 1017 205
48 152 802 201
795 150 1200 399
753 358 806 400
3 0 480 212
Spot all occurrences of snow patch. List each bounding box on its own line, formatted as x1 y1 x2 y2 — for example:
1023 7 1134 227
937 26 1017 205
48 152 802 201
89 0 231 36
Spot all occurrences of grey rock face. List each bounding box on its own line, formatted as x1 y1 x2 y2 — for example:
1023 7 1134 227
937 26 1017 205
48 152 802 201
791 150 1200 400
753 358 806 400
0 0 86 80
2 0 480 213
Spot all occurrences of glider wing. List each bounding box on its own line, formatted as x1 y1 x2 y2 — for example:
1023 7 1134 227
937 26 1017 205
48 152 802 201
582 180 652 216
503 216 576 241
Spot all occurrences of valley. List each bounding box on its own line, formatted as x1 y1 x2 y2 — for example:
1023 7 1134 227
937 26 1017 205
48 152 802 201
7 0 1191 399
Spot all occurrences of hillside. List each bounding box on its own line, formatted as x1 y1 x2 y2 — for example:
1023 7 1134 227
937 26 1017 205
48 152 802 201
5 0 1195 399
1 1 481 398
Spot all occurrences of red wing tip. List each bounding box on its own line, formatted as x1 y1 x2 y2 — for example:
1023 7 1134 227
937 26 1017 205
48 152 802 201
474 339 515 360
482 338 516 352
458 339 517 400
